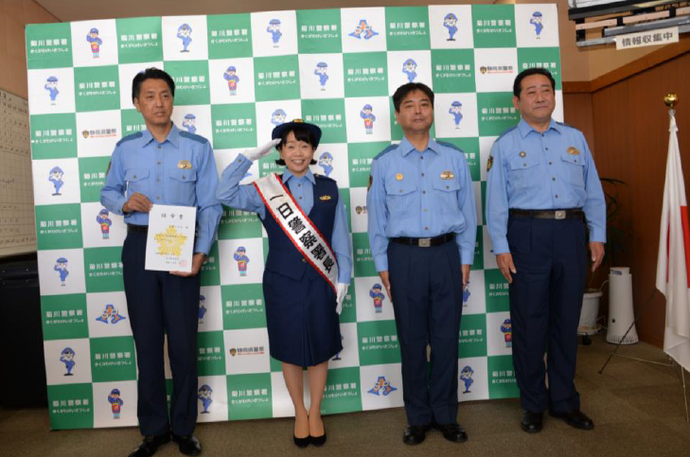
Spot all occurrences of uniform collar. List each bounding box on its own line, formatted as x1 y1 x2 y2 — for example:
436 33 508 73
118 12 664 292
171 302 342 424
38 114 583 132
399 136 440 156
142 122 180 148
283 168 316 185
518 117 562 138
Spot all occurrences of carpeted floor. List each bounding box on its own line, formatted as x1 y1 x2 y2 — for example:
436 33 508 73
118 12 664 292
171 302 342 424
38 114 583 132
2 334 689 457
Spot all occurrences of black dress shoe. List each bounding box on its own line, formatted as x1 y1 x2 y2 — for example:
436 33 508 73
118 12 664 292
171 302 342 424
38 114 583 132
550 409 594 430
172 434 202 456
403 425 430 445
521 411 543 433
128 434 170 457
432 422 468 443
310 427 327 447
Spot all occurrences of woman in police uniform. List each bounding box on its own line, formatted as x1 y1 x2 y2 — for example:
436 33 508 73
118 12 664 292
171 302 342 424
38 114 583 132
216 120 351 447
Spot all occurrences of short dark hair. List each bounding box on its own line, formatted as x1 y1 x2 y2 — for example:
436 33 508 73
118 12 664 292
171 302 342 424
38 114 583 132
132 68 175 101
392 82 435 112
275 124 318 166
513 68 556 98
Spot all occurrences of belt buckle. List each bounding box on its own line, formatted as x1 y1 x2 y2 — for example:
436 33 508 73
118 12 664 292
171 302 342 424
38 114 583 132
555 210 566 220
418 238 431 248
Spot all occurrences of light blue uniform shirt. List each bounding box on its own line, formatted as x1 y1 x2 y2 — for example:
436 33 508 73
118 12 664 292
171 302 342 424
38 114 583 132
485 118 606 255
100 123 222 255
366 137 477 271
216 154 353 284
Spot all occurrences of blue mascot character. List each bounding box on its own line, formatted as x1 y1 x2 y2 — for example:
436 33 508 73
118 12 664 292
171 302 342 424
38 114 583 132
460 366 474 394
60 347 76 376
360 104 376 135
530 11 544 38
54 257 69 286
318 152 334 177
402 58 418 83
45 76 59 104
271 108 287 127
96 208 112 239
49 166 64 196
443 13 459 41
233 246 249 276
314 62 329 90
108 388 124 419
86 27 102 58
267 19 282 45
449 101 463 128
198 384 213 414
223 66 240 96
177 23 193 52
500 318 513 348
369 283 385 314
182 113 197 134
462 279 471 305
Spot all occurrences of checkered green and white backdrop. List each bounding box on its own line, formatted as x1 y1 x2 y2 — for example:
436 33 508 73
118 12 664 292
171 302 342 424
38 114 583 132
26 4 563 430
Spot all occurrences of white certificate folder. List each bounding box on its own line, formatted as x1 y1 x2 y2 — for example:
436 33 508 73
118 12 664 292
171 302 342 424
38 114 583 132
144 204 197 273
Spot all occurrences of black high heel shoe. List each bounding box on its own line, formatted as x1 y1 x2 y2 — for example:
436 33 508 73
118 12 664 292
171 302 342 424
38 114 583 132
293 434 310 448
310 421 327 447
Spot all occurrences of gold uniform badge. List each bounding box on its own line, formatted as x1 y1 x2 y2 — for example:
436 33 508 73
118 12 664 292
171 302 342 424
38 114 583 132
440 170 455 180
177 160 192 169
319 195 332 201
395 173 404 181
567 147 581 155
487 155 494 172
519 151 527 158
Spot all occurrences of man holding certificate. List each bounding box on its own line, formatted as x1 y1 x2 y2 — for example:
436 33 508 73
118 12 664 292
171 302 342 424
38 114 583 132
101 68 222 457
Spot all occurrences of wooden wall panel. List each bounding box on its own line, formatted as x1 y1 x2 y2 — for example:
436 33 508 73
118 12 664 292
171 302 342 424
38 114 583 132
587 52 690 347
563 93 595 153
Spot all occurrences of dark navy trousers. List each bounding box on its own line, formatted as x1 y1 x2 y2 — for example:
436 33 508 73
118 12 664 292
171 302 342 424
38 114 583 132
122 231 200 436
507 216 587 414
388 240 464 426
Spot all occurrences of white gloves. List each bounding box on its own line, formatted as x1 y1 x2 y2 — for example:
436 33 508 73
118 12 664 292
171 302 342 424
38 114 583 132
244 138 281 161
336 283 349 315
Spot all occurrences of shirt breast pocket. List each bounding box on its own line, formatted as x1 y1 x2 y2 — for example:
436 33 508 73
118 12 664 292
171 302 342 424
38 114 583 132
432 177 461 214
124 168 149 195
168 168 198 205
508 155 540 190
560 152 585 188
385 178 417 218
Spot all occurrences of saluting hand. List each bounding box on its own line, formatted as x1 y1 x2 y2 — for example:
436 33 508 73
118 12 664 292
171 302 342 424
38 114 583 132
245 138 281 161
122 193 153 213
496 253 517 284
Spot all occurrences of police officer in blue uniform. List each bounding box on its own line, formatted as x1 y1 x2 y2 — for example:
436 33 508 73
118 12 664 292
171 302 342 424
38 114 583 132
486 68 606 433
367 83 477 445
101 68 222 457
216 120 352 448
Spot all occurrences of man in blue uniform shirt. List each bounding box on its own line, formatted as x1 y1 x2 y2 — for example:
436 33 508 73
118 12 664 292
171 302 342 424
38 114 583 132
486 68 606 434
367 82 477 445
101 68 222 457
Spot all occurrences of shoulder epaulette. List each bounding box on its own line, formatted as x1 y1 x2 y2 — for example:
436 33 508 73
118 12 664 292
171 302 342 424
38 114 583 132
373 144 397 161
116 131 143 146
314 174 336 183
437 141 465 153
495 125 519 142
179 131 209 144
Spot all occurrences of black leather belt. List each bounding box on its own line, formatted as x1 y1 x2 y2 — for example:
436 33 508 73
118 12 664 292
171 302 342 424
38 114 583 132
510 209 584 220
127 224 148 234
391 233 455 248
